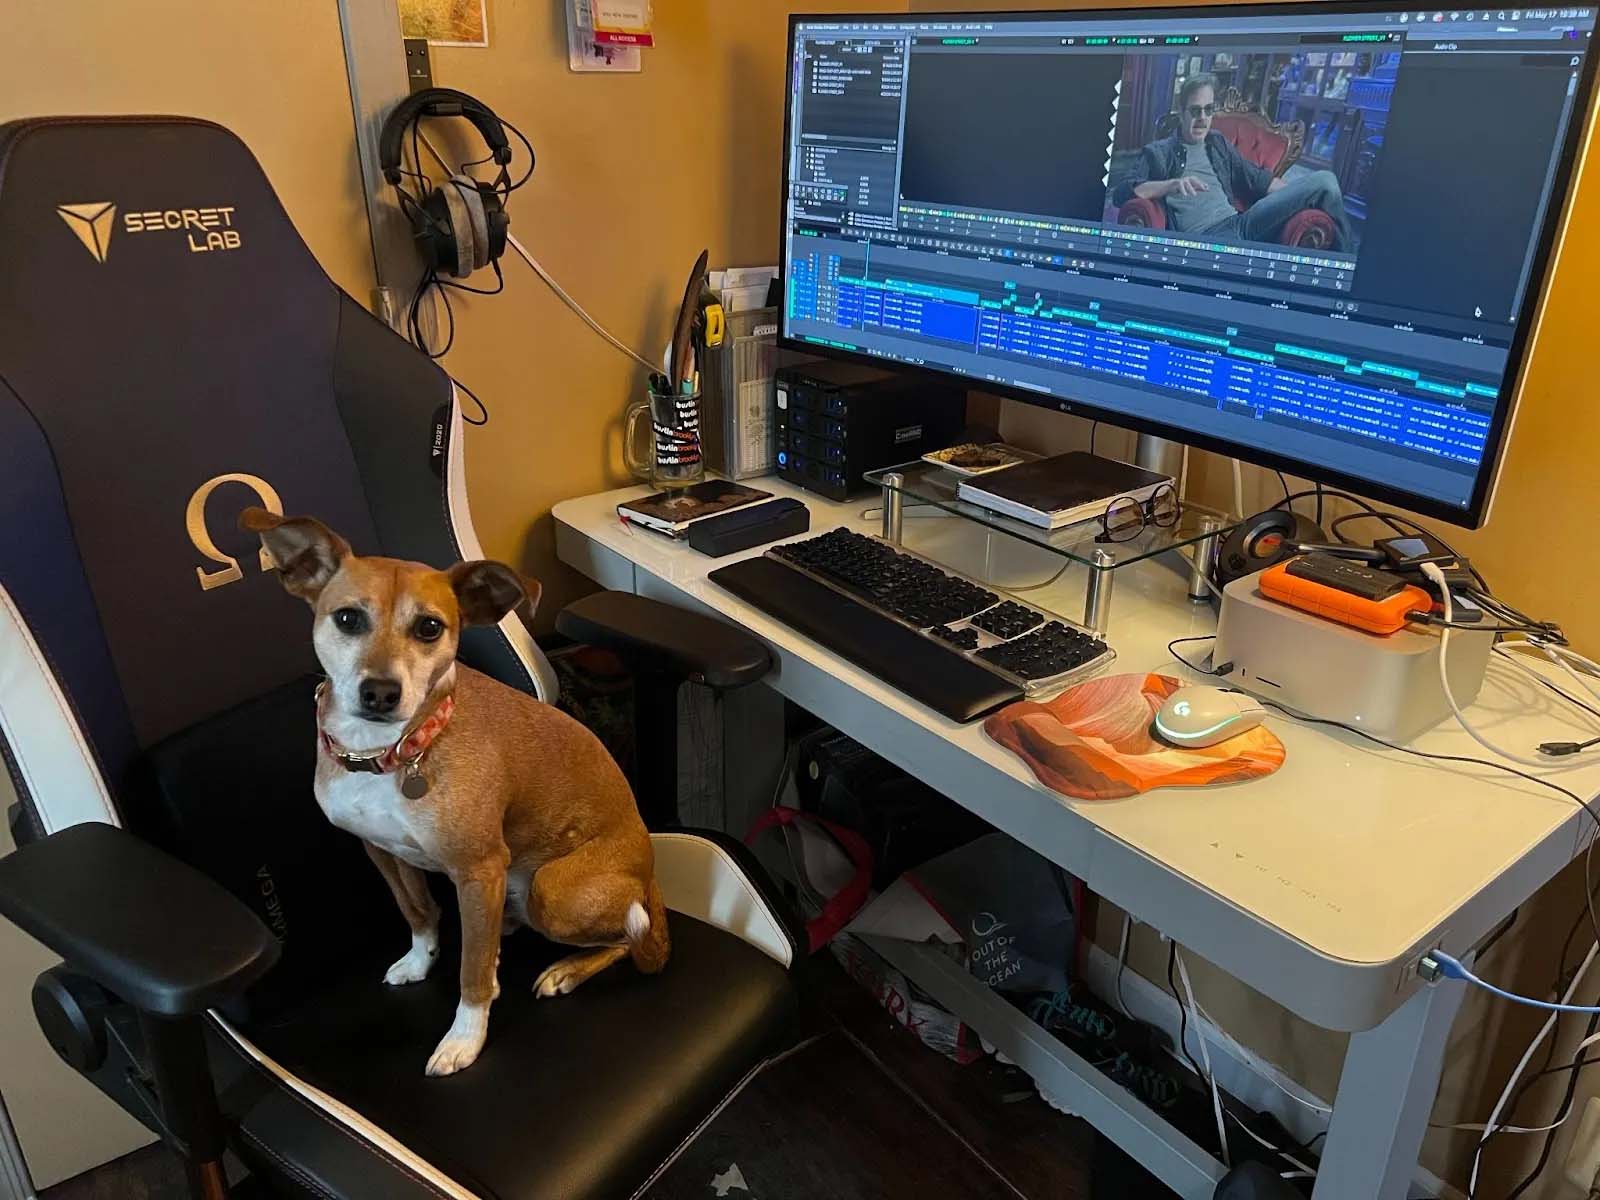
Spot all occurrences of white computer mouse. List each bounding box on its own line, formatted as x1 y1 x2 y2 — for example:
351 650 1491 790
1152 686 1268 749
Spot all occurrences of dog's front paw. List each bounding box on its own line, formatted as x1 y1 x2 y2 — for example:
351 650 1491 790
425 1001 490 1077
385 931 439 986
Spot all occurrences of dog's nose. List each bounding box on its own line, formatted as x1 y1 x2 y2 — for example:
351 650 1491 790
359 678 402 715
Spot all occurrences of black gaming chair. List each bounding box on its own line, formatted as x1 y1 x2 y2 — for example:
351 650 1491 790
0 115 798 1200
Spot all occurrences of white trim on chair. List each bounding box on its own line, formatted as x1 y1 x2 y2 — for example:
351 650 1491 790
650 833 794 968
445 390 560 704
209 1013 478 1200
0 582 117 834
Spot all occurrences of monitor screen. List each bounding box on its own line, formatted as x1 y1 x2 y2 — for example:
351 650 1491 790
780 4 1599 526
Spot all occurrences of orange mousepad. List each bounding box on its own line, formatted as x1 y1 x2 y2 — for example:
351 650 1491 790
983 673 1285 800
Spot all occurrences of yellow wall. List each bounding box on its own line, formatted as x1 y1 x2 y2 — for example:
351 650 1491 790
0 4 376 1183
4 1 1598 1194
421 0 905 629
3 1 376 299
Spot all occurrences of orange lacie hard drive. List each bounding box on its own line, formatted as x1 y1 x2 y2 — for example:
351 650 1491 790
1259 559 1432 635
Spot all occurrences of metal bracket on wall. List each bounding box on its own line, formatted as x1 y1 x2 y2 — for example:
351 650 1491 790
404 39 434 92
337 0 427 327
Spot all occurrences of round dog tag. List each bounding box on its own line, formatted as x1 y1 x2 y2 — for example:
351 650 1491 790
401 765 430 799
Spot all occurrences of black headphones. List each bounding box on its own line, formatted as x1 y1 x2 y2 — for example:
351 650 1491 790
378 88 520 280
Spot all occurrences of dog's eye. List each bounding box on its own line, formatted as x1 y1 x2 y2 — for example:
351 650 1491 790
332 607 367 635
414 616 445 643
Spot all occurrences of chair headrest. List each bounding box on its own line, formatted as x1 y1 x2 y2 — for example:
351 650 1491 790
0 116 385 758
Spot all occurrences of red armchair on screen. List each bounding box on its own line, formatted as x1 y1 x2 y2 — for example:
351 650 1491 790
1117 90 1338 249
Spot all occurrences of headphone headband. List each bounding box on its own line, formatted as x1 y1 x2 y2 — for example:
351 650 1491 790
378 87 512 184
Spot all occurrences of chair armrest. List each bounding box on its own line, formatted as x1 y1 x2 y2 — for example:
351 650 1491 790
1118 196 1166 229
0 823 280 1016
557 591 771 688
651 829 804 969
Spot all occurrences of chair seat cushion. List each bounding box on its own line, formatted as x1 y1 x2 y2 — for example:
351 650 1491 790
229 913 795 1200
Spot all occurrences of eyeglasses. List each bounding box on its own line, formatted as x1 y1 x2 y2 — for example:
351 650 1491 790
1096 483 1181 544
1184 103 1217 118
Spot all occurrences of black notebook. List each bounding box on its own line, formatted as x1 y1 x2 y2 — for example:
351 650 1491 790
955 452 1173 529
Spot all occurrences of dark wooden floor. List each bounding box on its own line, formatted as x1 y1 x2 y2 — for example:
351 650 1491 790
44 957 1175 1200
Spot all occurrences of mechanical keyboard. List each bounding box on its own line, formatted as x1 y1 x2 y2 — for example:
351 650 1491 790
707 528 1113 722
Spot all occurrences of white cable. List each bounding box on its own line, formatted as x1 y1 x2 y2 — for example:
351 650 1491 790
1231 458 1246 519
1435 1116 1572 1135
1216 1081 1318 1177
1424 564 1593 772
1187 993 1333 1116
1469 937 1600 1196
1174 949 1230 1169
1546 643 1600 709
505 232 659 374
1114 914 1133 1018
1493 644 1600 731
415 129 658 375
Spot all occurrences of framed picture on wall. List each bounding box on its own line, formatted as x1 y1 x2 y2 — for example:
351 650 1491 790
398 0 489 48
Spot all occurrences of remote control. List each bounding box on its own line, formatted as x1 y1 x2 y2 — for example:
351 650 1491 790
1284 553 1406 602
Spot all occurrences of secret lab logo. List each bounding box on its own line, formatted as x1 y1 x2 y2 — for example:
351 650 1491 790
56 200 242 262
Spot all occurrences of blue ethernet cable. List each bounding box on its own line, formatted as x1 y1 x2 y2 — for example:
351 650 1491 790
1426 950 1600 1013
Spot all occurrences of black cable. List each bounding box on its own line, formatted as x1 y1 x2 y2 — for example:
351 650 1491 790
1168 636 1599 835
1089 421 1099 457
1314 483 1325 528
1526 1050 1600 1084
1503 1008 1600 1199
436 257 506 297
1275 470 1292 511
407 266 454 359
499 117 538 192
1330 511 1492 593
1405 612 1565 637
1273 487 1396 524
450 375 490 426
1259 699 1597 832
1478 854 1600 1185
1169 635 1227 677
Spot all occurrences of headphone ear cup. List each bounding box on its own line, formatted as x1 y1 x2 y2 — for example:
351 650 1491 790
436 178 477 278
449 175 490 274
417 187 457 275
477 183 509 265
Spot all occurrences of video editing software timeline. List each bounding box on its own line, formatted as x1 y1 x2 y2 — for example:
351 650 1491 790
782 6 1599 524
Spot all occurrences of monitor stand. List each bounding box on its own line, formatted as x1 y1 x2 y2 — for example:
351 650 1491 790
1134 433 1184 482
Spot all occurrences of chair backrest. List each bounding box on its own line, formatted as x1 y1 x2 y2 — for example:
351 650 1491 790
0 115 556 840
1211 111 1295 175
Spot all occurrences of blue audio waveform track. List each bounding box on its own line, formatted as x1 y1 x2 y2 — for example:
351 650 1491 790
791 249 1493 467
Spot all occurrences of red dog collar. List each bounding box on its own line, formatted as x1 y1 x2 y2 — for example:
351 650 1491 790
314 682 455 778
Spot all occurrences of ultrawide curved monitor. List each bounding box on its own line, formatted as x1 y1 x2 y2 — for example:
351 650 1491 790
780 3 1599 526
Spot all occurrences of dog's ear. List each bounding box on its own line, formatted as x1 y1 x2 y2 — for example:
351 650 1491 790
239 508 351 604
447 560 527 627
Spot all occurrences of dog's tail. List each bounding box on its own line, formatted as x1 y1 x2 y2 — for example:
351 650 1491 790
625 879 671 975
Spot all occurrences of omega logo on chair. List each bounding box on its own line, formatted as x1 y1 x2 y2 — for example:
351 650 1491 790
186 473 283 591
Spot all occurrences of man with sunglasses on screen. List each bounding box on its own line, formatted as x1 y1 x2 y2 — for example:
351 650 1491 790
1112 73 1354 249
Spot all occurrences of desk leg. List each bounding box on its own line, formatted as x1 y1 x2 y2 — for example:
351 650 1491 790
1312 976 1465 1199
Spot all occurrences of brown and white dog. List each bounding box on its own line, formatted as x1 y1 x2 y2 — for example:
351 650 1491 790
241 508 668 1076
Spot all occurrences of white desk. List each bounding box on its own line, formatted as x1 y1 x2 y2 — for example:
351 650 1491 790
555 478 1600 1199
